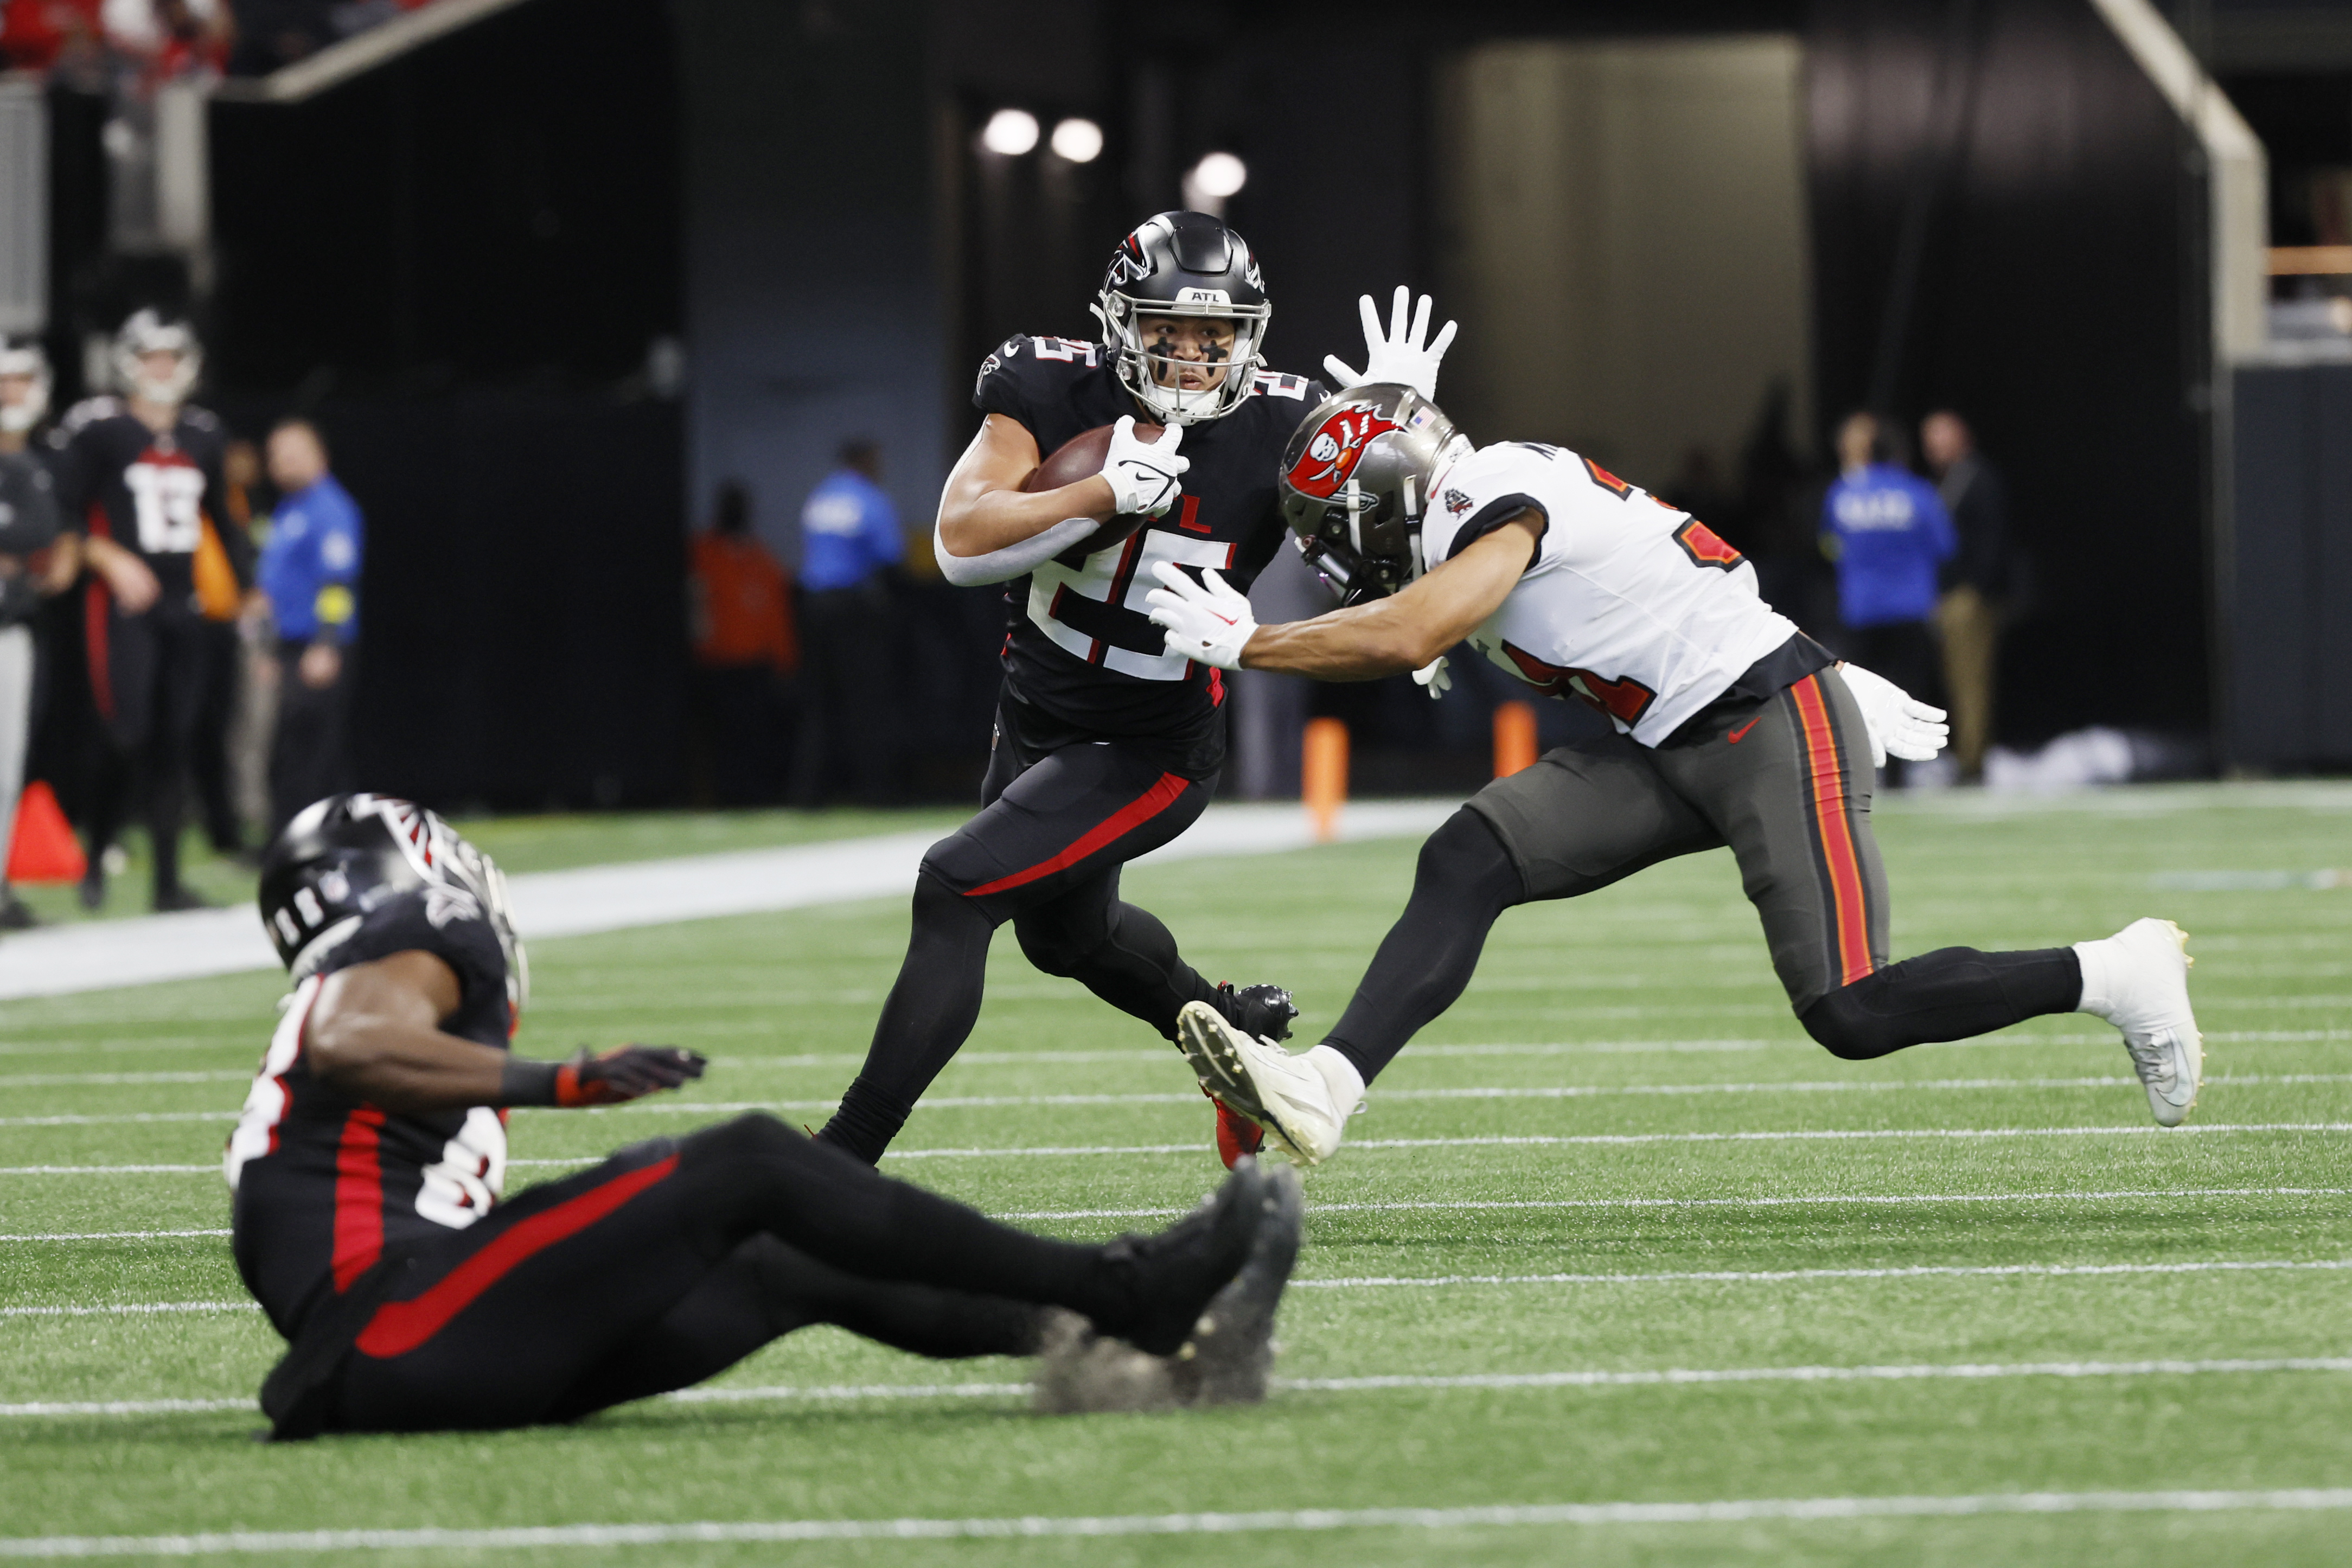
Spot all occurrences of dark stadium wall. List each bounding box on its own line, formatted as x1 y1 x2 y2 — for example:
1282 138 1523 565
1807 0 2210 743
207 0 688 811
672 0 946 566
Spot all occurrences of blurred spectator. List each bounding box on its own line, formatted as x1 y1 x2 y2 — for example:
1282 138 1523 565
1921 410 2009 785
1 0 100 70
256 418 359 833
792 438 902 805
188 437 254 856
216 436 275 843
0 337 71 929
53 310 249 911
687 479 798 805
1820 411 1953 773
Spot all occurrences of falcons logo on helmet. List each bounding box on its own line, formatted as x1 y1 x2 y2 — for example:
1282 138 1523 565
1284 401 1404 500
1104 233 1152 289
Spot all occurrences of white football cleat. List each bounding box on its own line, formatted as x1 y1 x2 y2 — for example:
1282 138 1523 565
1176 1001 1356 1166
2075 917 2203 1127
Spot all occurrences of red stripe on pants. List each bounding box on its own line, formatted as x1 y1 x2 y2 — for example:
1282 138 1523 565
355 1154 680 1360
331 1108 387 1291
963 771 1190 898
1791 676 1874 987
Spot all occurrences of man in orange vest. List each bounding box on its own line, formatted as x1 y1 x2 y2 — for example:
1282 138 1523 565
688 481 798 804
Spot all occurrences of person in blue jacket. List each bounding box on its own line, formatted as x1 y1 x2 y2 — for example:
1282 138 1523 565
1820 411 1952 775
257 419 363 831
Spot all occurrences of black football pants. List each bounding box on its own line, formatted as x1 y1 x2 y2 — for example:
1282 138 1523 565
1322 669 2081 1081
820 693 1224 1162
270 1113 1161 1437
84 595 210 900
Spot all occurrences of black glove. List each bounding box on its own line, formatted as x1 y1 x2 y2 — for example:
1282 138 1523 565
500 1045 707 1108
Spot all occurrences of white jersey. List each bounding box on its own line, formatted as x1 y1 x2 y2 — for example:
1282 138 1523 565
1422 441 1800 746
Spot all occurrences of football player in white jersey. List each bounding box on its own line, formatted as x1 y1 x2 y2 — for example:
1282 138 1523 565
1146 355 2202 1167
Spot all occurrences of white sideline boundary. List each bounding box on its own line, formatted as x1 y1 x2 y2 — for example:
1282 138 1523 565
7 1355 2351 1425
0 802 1455 1001
3 1490 2352 1557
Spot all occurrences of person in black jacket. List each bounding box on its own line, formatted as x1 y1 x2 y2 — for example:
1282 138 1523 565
0 336 73 929
1921 411 2009 784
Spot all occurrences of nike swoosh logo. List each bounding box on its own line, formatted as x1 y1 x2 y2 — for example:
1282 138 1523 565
1727 719 1760 744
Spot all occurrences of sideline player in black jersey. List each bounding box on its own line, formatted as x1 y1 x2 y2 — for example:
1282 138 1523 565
231 793 1300 1437
49 311 252 911
817 212 1338 1166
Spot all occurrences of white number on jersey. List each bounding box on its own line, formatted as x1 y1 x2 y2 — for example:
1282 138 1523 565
124 460 206 554
225 977 321 1191
1026 523 1237 680
1029 336 1100 365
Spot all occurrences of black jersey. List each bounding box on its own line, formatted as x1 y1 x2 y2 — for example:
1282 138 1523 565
0 450 61 628
47 397 250 610
973 334 1322 775
226 889 516 1338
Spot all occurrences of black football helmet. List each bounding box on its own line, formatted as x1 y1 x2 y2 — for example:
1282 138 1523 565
1277 383 1472 606
257 793 527 1012
1094 210 1270 425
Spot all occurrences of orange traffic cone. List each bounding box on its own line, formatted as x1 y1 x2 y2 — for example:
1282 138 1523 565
8 781 87 884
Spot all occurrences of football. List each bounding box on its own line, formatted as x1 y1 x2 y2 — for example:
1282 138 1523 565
1021 421 1167 560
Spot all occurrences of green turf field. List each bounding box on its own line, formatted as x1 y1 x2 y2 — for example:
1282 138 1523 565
2 784 2348 1564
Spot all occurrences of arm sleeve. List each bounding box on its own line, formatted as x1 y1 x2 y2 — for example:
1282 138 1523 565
972 336 1038 427
47 428 93 528
0 460 61 554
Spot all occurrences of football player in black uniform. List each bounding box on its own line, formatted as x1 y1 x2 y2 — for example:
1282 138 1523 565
233 793 1300 1437
49 311 253 910
817 212 1333 1166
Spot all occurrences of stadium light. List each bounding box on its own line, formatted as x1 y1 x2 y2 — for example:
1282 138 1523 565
1190 151 1248 199
1050 117 1104 164
981 108 1040 156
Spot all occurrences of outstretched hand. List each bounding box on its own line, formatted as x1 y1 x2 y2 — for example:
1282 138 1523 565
1146 561 1256 671
553 1045 708 1108
1837 663 1950 768
1321 286 1458 401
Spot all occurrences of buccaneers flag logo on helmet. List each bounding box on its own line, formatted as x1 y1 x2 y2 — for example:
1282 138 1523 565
1284 401 1404 500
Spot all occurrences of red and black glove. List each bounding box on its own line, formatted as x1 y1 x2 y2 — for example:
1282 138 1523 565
500 1046 707 1108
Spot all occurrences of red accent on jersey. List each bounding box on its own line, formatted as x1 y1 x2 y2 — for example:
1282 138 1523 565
1791 676 1875 987
1283 401 1403 499
354 1154 680 1359
1177 494 1207 533
1207 666 1225 707
963 771 1191 898
1673 517 1744 570
1498 640 1657 726
331 1108 388 1291
1581 457 1633 498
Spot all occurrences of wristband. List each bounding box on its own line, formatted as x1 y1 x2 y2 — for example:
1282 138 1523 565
497 1054 560 1108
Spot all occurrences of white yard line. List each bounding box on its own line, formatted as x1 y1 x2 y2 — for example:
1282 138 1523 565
5 1490 2351 1557
11 1258 2343 1320
6 1185 2342 1243
0 802 1456 1001
18 1073 2316 1127
879 1123 2352 1160
1292 1258 2352 1289
8 1125 2349 1180
991 1187 2352 1221
7 1355 2350 1429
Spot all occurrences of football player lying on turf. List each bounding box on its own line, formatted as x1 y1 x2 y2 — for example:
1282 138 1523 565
815 211 1340 1168
229 794 1302 1438
1146 370 2202 1167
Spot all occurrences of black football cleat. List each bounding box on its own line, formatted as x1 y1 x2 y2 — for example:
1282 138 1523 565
1095 1157 1268 1356
1213 981 1298 1042
1173 1161 1303 1406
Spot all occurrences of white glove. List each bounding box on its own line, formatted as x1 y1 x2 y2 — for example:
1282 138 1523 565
1837 662 1949 767
1413 655 1450 699
1321 286 1459 401
1101 415 1187 517
1145 561 1255 671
